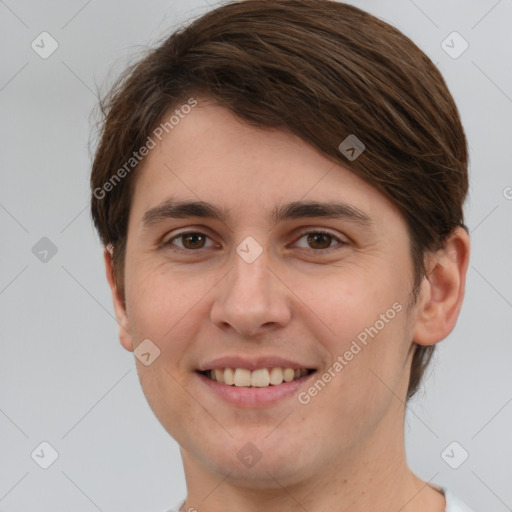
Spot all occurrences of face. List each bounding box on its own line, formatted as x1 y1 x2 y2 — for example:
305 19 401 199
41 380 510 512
110 99 427 487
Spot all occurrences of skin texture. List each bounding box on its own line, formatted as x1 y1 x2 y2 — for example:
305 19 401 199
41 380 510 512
104 99 470 512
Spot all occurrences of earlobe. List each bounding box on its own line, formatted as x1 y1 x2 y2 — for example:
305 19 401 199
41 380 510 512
103 247 134 352
412 227 470 347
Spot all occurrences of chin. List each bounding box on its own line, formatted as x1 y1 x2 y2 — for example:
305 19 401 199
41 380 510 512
195 434 319 488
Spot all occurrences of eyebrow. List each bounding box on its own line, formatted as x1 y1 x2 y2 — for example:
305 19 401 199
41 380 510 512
141 198 373 228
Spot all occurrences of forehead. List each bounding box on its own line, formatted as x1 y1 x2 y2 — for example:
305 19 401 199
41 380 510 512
129 101 403 230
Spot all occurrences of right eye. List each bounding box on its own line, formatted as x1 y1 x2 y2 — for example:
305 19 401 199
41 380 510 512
164 231 217 252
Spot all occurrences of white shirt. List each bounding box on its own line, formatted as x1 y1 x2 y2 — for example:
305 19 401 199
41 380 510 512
432 484 476 512
166 485 475 512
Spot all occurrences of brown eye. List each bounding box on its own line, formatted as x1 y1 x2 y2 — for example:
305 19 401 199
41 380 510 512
306 232 333 249
294 230 347 252
165 231 214 251
181 233 206 249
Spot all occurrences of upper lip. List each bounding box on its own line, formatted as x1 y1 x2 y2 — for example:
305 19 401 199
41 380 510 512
197 355 317 372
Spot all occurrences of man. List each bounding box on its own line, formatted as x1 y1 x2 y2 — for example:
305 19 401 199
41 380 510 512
90 1 474 510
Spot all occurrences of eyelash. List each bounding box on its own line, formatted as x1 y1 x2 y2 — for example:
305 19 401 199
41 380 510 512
162 229 348 254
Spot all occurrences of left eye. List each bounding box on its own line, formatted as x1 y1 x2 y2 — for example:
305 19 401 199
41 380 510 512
294 230 345 251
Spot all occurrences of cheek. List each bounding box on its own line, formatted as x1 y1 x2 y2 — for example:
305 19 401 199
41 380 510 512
125 257 205 342
288 258 407 338
124 262 207 440
292 262 411 411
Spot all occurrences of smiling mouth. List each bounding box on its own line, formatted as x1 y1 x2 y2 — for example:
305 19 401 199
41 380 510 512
198 367 317 387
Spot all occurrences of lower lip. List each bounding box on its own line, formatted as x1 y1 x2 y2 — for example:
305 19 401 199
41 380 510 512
196 371 317 408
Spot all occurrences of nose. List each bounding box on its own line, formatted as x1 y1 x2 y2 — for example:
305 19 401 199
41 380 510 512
209 247 292 337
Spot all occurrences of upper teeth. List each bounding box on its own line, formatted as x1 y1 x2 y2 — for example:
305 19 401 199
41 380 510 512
207 367 309 387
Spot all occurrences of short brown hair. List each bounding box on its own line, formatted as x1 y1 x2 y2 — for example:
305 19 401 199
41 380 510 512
90 0 469 401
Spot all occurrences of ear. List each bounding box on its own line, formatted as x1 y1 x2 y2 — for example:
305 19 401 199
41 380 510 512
413 227 470 346
104 246 134 352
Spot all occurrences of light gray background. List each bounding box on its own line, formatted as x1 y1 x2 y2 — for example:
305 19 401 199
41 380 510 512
1 0 511 511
